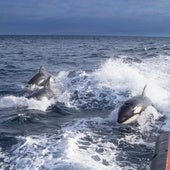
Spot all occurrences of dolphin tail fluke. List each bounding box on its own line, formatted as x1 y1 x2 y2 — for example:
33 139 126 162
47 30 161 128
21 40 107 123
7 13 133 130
142 84 147 97
44 76 51 88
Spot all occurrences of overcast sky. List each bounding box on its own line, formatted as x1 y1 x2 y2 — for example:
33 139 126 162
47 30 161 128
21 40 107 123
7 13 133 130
0 0 170 36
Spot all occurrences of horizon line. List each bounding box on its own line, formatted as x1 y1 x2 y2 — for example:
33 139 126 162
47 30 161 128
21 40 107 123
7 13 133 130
0 34 170 38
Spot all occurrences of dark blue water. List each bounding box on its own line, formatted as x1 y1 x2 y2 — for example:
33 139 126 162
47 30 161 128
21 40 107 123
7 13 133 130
0 36 170 170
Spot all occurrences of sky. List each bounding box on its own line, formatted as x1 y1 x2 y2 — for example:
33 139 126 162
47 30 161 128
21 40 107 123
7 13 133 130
0 0 170 36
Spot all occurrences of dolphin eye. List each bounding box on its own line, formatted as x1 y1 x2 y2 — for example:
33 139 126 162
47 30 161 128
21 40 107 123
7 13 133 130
124 102 135 110
125 102 130 106
124 102 133 108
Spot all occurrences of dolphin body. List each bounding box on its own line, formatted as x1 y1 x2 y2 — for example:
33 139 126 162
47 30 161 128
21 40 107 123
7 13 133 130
28 66 48 86
117 85 152 124
27 76 54 100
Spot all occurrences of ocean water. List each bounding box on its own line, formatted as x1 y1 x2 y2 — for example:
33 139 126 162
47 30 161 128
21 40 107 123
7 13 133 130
0 35 169 170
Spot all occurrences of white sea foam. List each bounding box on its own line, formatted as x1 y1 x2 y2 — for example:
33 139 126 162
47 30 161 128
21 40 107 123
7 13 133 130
2 116 153 170
137 106 162 133
62 131 121 170
0 95 55 112
6 119 124 170
93 58 146 93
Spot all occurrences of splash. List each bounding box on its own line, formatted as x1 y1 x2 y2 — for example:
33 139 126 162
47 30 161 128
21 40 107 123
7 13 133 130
0 95 55 112
50 57 169 131
97 58 170 130
5 119 124 170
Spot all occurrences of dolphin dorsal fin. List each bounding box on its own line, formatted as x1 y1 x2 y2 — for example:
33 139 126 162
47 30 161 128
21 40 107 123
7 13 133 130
39 66 44 74
142 85 147 97
44 76 51 89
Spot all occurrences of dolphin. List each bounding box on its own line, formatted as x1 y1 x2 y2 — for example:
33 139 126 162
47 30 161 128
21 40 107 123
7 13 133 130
27 66 48 86
117 85 152 124
27 76 54 100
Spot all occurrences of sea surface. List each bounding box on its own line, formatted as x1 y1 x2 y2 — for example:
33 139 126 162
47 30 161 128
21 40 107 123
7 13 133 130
0 35 170 170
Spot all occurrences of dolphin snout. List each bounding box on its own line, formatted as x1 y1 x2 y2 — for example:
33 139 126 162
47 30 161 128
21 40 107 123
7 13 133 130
117 105 133 124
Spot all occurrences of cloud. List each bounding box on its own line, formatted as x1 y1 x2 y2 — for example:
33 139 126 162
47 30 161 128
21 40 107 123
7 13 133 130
1 17 170 36
1 0 170 20
0 0 170 35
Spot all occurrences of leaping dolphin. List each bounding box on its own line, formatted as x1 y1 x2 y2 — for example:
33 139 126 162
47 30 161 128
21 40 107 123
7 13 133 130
27 76 54 100
117 85 152 124
27 66 48 86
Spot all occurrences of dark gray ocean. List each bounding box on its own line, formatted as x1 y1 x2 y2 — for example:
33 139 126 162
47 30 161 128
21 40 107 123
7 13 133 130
0 36 170 170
